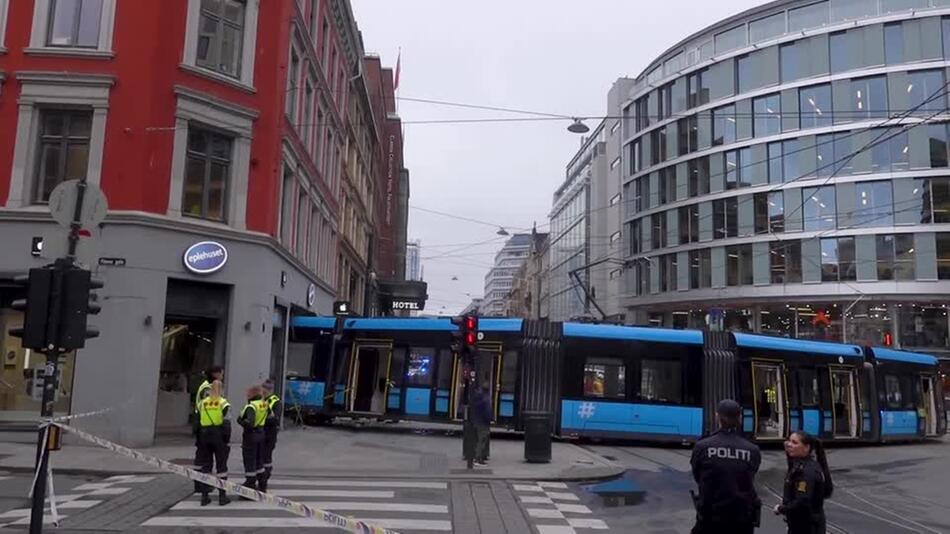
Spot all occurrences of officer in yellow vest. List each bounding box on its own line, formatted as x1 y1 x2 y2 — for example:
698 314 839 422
195 380 231 506
261 379 282 492
238 386 269 494
195 366 224 412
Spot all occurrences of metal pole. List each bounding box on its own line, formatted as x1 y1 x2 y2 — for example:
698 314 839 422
30 264 66 534
325 316 344 407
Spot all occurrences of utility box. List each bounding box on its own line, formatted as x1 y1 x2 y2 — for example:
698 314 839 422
523 411 552 463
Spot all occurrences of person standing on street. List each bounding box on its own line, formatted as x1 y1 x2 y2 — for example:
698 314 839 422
690 399 762 534
260 378 282 492
195 366 224 412
194 380 231 506
773 431 832 534
472 381 492 467
238 385 268 494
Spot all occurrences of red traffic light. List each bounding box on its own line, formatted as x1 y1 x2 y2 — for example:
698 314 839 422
464 331 477 346
464 316 477 331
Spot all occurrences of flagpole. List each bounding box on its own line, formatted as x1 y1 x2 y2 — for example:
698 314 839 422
394 47 401 114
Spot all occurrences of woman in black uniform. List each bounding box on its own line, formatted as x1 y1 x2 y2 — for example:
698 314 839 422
773 431 833 534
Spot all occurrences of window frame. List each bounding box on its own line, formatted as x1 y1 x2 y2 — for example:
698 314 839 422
32 108 93 204
638 358 684 404
28 0 116 55
182 0 259 89
583 356 627 400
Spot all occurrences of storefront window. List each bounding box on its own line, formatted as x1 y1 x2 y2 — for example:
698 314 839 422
725 308 754 332
797 304 843 342
584 357 625 399
899 304 949 349
760 306 795 337
0 309 75 419
846 302 894 346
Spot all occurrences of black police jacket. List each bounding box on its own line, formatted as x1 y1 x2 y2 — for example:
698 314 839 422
779 457 827 533
690 428 762 522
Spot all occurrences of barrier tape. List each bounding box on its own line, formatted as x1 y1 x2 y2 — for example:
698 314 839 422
53 422 400 534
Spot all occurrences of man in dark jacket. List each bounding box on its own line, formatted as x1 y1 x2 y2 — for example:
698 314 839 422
471 381 492 466
690 399 761 534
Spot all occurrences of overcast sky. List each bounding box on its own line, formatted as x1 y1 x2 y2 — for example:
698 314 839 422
350 0 767 314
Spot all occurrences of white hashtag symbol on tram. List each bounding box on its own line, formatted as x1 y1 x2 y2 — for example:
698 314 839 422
578 402 595 419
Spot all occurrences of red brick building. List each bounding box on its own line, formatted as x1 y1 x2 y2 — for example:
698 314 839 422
0 0 406 446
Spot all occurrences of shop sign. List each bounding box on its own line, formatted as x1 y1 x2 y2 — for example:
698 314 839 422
392 299 421 311
183 241 228 274
307 284 317 308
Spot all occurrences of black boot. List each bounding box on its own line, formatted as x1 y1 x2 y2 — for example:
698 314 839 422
257 473 268 493
241 478 256 500
218 488 231 506
200 493 212 506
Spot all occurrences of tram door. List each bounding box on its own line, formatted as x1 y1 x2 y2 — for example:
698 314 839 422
830 368 859 438
752 362 787 439
920 375 939 436
347 341 392 414
450 344 502 422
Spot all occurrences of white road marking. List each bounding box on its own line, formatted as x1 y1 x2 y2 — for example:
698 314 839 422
103 475 155 483
513 484 544 492
88 487 131 496
6 515 68 526
536 526 577 534
172 500 448 513
519 495 554 504
546 491 580 501
567 518 609 529
141 516 453 530
526 508 566 519
72 482 113 491
554 503 592 514
266 479 446 489
537 482 568 489
269 489 395 498
0 500 101 519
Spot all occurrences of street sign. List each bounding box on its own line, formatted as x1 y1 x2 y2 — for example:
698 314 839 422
48 180 108 229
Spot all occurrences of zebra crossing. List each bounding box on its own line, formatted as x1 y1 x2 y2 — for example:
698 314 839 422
513 482 609 534
0 474 155 528
139 478 453 532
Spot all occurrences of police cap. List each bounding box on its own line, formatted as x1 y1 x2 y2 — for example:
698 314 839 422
716 399 741 418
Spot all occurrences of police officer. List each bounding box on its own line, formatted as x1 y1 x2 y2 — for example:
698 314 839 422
260 378 281 492
195 366 224 412
194 380 231 506
690 399 762 534
238 386 268 494
773 431 832 534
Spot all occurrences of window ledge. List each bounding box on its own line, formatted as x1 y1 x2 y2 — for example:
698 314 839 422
179 63 256 95
0 47 7 55
24 47 114 59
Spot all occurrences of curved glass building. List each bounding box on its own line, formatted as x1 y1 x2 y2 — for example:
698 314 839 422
620 0 950 367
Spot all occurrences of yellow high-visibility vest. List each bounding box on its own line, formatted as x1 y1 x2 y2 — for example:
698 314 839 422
198 396 230 427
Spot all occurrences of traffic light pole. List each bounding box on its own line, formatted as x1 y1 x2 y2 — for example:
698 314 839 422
30 178 88 534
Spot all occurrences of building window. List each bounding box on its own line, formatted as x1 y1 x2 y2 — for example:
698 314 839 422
630 219 642 254
753 94 781 138
767 142 783 183
768 191 785 233
688 68 709 108
639 359 682 403
679 206 698 244
802 186 836 231
799 84 832 129
652 213 667 249
854 181 893 228
302 79 314 148
688 157 709 197
309 0 319 40
754 193 769 235
726 244 753 286
876 234 915 281
848 76 887 122
788 2 828 32
689 248 712 289
821 237 856 282
286 49 300 119
725 150 739 190
33 109 92 203
584 357 625 399
195 0 246 78
937 233 950 279
659 254 677 292
183 127 232 221
782 139 801 182
714 199 738 239
906 70 946 115
712 104 736 146
279 165 294 244
770 240 802 284
609 193 621 206
46 0 102 47
610 156 620 170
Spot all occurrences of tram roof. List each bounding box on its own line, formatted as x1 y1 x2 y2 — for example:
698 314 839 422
291 316 524 332
733 333 864 358
562 323 704 345
869 346 938 366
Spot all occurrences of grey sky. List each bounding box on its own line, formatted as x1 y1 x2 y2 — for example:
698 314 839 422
351 0 767 314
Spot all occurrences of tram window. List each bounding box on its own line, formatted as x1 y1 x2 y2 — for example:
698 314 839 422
405 348 434 387
639 359 683 403
436 349 454 389
583 357 626 399
798 368 820 406
884 374 903 409
390 348 406 387
501 351 518 392
900 376 914 409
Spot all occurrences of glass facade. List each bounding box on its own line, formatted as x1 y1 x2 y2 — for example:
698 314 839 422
621 1 950 358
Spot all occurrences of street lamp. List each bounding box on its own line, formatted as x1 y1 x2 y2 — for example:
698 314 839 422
496 227 510 236
567 118 590 134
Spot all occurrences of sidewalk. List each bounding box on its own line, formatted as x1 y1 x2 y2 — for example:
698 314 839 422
0 421 623 482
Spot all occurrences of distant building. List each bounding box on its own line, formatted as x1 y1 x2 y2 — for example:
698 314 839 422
506 231 550 319
461 298 483 316
483 234 533 317
406 240 423 281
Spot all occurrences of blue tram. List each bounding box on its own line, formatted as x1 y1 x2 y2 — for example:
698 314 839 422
286 316 946 444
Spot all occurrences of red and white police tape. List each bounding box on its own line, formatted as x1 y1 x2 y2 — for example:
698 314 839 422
52 421 401 534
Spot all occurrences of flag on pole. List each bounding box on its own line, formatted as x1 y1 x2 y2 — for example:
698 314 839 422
394 49 401 91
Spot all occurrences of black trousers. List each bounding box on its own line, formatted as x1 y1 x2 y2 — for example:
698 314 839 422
242 429 265 485
194 427 229 494
691 520 754 534
263 426 278 473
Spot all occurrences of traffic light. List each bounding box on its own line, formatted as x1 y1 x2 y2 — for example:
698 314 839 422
9 269 53 350
450 314 479 354
57 269 103 351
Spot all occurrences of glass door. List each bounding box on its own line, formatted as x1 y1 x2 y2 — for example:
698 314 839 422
347 341 392 414
752 362 786 439
830 368 859 438
921 375 938 436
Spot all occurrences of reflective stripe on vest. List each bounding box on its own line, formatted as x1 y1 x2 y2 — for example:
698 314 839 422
198 397 230 427
195 381 211 412
265 394 280 411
